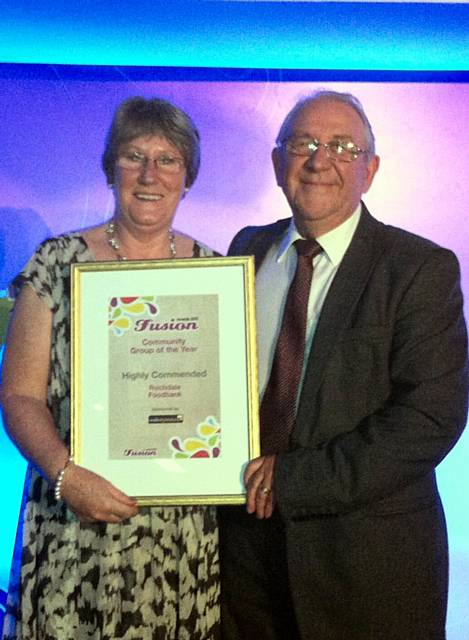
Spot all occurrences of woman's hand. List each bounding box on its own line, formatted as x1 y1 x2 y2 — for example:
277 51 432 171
244 454 277 519
60 463 139 523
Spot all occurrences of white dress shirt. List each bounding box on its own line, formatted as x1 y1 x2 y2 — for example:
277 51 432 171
256 205 361 401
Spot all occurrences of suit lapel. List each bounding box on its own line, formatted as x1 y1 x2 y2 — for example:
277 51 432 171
229 210 388 438
296 207 386 426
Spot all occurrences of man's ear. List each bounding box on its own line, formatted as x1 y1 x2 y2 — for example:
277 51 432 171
272 147 283 187
363 154 380 193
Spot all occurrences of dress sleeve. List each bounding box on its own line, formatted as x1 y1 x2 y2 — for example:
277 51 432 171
11 237 71 311
193 240 222 258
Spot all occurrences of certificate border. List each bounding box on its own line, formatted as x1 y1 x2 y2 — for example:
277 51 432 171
71 256 259 506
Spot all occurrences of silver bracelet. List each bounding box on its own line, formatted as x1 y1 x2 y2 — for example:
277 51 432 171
54 455 74 501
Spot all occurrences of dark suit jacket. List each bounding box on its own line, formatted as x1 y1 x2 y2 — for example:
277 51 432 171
228 205 468 638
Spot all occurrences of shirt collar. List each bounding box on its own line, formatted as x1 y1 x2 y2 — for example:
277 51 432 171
277 203 362 266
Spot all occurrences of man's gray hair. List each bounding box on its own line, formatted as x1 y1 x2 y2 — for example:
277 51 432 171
276 90 376 156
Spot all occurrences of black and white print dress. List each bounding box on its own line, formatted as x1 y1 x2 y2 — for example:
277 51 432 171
2 233 220 640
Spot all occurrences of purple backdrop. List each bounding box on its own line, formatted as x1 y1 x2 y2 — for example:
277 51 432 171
1 80 468 298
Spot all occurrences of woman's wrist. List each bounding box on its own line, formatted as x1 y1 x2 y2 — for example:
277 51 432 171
54 455 74 501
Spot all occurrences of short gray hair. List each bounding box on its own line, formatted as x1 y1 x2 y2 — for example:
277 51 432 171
102 96 201 187
276 90 376 155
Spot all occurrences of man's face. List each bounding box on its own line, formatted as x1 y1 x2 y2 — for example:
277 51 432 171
272 98 380 238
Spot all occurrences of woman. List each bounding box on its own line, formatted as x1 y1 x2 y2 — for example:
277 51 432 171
1 97 220 639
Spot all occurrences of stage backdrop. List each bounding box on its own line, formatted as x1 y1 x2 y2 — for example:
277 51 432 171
0 70 468 638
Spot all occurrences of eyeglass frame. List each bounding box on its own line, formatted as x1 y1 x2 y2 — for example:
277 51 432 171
278 137 369 163
116 150 186 175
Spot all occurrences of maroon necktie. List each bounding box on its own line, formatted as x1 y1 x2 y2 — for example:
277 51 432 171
260 239 322 455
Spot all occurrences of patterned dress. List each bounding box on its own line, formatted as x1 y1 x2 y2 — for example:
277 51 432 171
2 233 220 640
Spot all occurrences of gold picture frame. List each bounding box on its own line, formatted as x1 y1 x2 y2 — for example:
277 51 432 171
71 256 259 506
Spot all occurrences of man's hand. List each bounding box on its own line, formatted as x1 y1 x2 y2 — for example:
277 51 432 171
244 454 277 519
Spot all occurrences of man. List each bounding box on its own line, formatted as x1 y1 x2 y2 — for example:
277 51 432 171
219 90 468 639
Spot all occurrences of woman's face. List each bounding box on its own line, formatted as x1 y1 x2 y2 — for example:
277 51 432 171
113 134 187 233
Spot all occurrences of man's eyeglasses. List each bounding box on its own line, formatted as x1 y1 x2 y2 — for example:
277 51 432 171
280 138 369 163
117 150 185 175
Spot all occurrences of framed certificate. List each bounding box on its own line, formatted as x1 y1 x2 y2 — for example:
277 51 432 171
71 256 259 506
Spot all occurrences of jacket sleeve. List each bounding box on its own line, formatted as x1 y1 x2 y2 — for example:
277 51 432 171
274 246 469 519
